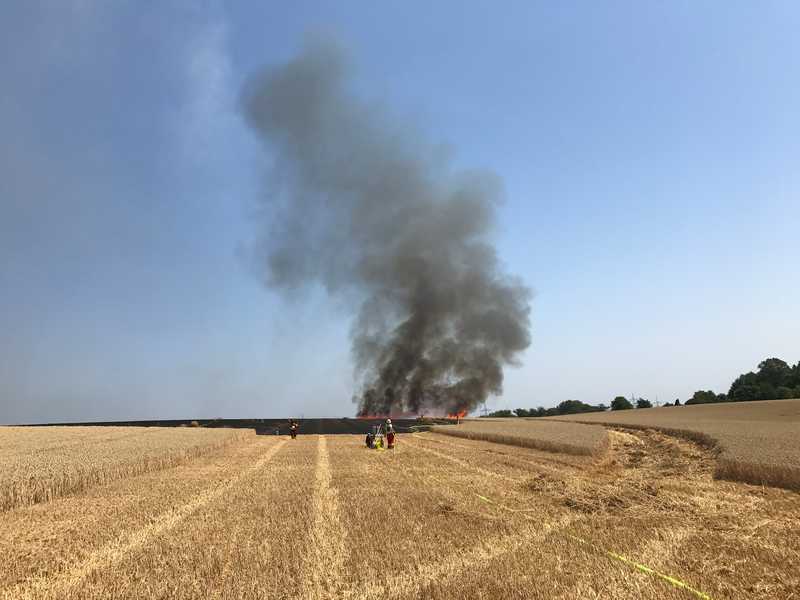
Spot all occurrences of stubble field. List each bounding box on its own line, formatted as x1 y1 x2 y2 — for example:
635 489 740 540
1 425 798 599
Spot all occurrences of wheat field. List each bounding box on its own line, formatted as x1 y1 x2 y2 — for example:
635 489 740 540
0 426 248 512
1 426 798 599
431 419 608 455
548 399 800 490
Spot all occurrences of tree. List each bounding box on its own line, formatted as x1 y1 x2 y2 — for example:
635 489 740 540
636 398 653 409
731 384 760 402
728 371 758 400
758 383 777 401
793 362 800 388
757 358 792 387
727 359 795 401
611 396 633 410
482 409 515 418
554 399 605 414
686 390 718 405
674 398 681 406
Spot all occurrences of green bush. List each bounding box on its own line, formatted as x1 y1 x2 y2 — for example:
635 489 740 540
611 396 633 410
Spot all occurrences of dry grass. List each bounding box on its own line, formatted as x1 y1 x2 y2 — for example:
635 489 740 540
1 430 799 599
0 426 250 512
548 399 800 490
431 418 609 456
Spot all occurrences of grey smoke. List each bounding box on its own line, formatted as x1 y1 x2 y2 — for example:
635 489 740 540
242 39 531 415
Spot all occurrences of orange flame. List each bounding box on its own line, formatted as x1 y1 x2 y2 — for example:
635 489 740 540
356 411 420 420
356 409 468 420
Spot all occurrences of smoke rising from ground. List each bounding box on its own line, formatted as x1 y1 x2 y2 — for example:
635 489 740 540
242 39 531 416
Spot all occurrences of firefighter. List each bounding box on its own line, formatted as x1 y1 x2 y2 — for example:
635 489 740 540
365 430 374 448
289 420 298 439
385 418 395 449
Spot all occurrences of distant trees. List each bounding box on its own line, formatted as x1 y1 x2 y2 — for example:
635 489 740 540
484 358 798 419
483 400 606 418
483 409 515 418
611 396 633 411
686 390 719 405
552 400 607 415
684 358 800 406
728 358 800 402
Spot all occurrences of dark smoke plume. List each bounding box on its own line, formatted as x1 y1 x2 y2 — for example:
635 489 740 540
242 39 531 416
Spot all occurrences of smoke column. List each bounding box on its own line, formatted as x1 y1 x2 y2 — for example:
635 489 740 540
243 39 531 416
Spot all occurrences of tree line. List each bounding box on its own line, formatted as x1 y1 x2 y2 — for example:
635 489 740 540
686 357 800 404
481 357 800 417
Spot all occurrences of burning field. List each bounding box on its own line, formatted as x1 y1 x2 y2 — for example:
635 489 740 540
1 425 798 599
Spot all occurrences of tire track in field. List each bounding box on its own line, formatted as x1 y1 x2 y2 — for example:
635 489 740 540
3 439 286 600
334 436 575 597
406 436 527 483
350 510 577 598
408 433 717 600
301 435 349 600
356 437 577 598
421 432 590 471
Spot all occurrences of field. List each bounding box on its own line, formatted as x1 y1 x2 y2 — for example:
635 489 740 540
0 426 248 512
547 399 800 490
431 419 608 455
1 425 799 599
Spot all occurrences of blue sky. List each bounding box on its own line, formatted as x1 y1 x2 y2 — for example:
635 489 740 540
1 1 798 423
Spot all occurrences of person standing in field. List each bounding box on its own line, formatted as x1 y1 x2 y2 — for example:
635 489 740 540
385 418 395 449
289 420 298 439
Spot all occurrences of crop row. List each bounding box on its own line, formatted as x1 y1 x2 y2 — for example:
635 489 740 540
431 419 609 456
0 426 250 512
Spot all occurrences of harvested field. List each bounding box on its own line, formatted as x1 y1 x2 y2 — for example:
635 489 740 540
547 399 800 490
1 428 799 599
0 426 249 512
431 418 609 455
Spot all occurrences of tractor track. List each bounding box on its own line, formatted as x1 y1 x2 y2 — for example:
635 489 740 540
2 439 285 600
301 436 349 600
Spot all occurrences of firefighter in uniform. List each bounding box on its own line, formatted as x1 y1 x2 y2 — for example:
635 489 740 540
385 418 395 449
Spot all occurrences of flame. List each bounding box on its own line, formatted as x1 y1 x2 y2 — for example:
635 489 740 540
356 411 420 420
356 409 468 420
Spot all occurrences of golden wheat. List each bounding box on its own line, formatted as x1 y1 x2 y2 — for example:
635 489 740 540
431 418 609 456
1 430 798 599
548 399 800 490
0 426 250 512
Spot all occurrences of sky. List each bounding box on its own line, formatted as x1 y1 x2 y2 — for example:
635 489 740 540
1 1 798 423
